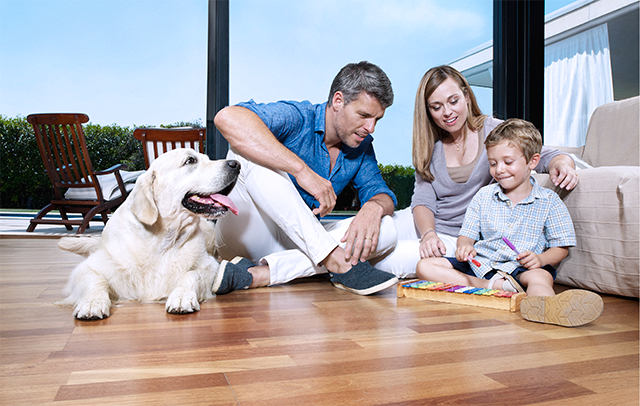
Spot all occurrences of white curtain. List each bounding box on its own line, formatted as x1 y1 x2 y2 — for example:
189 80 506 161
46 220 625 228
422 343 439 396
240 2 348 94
544 23 614 147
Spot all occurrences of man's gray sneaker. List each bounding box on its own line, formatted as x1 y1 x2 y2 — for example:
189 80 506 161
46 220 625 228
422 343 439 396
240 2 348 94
212 256 255 295
329 261 399 295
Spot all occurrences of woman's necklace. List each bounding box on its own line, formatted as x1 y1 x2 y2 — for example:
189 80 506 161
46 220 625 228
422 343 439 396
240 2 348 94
452 136 465 151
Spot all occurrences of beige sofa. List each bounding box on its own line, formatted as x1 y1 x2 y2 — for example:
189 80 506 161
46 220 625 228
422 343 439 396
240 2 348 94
534 96 639 298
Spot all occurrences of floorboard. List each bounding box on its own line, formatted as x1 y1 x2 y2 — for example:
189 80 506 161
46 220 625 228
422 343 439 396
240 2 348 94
1 238 638 405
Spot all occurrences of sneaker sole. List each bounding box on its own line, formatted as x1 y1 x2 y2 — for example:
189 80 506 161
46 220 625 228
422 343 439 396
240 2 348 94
332 276 399 296
521 289 603 327
211 260 230 294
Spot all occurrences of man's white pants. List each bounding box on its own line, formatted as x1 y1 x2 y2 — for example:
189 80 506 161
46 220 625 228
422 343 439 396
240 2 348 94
214 150 398 286
370 207 458 278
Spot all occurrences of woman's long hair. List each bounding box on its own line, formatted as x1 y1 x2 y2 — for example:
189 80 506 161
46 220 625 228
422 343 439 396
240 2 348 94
412 65 486 181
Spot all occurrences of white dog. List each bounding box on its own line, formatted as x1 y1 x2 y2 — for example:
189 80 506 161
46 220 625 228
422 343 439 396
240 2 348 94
58 148 240 320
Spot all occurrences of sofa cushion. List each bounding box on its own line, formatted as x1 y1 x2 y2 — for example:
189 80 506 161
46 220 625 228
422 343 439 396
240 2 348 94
582 96 639 167
534 167 639 298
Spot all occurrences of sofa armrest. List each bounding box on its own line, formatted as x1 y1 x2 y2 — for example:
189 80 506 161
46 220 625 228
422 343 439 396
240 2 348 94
534 166 639 298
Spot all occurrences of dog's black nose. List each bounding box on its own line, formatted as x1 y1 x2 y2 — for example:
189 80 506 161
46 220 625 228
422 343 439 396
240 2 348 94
227 160 240 170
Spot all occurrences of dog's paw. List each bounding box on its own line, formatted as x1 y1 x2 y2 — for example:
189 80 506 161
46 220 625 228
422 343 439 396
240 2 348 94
74 299 111 320
166 291 200 314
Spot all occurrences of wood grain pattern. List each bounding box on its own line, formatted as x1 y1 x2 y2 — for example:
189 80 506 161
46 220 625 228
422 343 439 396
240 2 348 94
1 238 638 405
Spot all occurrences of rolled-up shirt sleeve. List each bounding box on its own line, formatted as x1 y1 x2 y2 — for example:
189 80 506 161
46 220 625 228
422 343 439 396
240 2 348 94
236 100 304 142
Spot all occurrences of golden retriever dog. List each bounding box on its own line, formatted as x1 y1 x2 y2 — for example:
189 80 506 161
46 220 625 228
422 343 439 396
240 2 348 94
57 148 240 320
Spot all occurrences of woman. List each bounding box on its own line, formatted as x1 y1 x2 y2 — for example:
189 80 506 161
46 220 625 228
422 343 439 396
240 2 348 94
372 65 578 277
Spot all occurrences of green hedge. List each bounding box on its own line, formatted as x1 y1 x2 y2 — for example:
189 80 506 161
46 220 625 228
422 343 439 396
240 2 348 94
0 115 50 209
379 164 415 210
335 164 415 211
1 115 414 210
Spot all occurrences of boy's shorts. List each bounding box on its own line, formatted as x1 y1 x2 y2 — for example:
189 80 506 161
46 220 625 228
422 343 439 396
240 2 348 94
445 257 557 286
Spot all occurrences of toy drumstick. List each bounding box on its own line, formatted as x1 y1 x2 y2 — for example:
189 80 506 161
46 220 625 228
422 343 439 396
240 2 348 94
467 256 481 267
502 237 520 255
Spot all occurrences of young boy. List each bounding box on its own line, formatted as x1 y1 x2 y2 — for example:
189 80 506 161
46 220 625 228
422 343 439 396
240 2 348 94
416 118 603 327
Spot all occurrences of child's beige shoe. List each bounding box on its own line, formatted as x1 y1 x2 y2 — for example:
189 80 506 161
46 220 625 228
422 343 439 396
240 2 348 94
521 289 603 327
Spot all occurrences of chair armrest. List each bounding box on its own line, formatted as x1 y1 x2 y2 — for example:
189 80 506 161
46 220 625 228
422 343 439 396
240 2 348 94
94 164 128 198
95 163 128 175
534 166 639 297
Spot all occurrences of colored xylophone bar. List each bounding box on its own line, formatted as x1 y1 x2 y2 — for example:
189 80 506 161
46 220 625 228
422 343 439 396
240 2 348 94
397 280 526 312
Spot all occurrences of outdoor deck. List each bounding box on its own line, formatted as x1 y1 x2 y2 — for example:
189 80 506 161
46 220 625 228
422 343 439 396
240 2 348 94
0 217 638 405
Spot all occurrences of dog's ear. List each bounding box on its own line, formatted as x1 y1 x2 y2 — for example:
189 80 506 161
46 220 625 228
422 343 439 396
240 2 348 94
131 170 159 226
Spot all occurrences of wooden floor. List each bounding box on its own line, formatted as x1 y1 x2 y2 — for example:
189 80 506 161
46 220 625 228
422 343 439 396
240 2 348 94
1 238 638 406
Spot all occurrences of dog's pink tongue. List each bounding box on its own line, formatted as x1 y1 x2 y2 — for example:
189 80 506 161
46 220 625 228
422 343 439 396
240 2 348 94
209 194 238 215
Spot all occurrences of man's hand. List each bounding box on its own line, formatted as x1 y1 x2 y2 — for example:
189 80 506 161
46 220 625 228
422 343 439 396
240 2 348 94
340 194 393 265
294 166 337 217
549 155 579 190
340 201 383 265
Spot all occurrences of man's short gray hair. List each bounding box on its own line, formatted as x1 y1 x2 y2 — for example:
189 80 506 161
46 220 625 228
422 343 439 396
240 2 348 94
328 61 394 109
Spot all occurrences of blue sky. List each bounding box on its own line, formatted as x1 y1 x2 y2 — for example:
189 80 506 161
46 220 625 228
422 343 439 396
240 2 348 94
1 0 576 166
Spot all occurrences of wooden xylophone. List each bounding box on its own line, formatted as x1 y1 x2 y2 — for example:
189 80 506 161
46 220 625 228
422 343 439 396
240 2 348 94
397 280 526 312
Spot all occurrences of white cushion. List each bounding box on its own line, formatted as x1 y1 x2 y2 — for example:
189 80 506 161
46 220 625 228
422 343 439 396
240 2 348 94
64 170 145 200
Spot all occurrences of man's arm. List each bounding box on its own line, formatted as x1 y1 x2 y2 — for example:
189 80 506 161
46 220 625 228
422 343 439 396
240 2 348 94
341 192 394 264
214 106 337 216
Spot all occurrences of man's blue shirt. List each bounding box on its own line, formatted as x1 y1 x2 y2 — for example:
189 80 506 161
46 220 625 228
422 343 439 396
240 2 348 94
237 99 397 210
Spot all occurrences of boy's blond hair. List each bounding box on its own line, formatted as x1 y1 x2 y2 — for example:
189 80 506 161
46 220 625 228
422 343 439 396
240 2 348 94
485 118 542 162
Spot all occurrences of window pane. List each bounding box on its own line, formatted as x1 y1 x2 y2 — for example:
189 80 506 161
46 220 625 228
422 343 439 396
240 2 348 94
229 0 493 166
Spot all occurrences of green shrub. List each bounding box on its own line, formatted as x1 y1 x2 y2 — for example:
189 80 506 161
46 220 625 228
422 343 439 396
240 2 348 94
378 164 415 210
0 116 52 209
83 123 145 174
334 164 415 212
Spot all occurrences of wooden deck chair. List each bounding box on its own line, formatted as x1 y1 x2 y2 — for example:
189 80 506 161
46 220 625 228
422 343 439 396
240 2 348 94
26 113 139 234
133 127 206 169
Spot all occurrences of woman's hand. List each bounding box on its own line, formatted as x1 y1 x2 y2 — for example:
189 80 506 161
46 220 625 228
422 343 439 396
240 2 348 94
419 231 447 258
549 155 579 190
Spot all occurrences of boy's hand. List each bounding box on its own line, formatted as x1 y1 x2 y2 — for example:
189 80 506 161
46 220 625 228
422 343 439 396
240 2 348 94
517 251 542 269
455 244 476 262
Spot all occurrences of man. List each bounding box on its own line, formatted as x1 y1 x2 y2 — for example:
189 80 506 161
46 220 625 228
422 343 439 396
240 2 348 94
212 61 399 296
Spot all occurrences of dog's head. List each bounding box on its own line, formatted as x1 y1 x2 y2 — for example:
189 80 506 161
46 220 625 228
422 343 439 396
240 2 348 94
131 148 240 226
